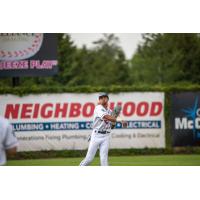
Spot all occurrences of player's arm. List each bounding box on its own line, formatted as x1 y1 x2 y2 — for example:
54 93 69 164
4 124 18 157
103 115 117 122
103 115 127 127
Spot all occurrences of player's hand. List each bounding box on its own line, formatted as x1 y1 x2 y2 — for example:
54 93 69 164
122 120 128 128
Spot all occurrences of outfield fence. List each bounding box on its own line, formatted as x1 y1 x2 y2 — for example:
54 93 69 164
1 84 200 157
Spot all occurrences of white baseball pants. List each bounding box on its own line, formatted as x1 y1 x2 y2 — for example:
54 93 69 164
80 130 110 166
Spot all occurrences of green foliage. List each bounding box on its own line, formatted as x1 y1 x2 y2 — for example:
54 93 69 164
130 33 200 85
64 34 131 86
1 83 200 96
10 147 200 160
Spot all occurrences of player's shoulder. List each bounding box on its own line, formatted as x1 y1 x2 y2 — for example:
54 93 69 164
95 104 103 109
95 105 106 112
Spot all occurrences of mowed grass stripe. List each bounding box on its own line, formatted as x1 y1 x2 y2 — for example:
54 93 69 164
6 155 200 166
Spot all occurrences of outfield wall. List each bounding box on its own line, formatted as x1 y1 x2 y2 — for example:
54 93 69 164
1 85 200 152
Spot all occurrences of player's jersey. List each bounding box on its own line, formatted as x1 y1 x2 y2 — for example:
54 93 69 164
92 105 112 133
0 116 18 165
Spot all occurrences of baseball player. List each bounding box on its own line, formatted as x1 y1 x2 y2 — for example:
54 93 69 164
80 93 127 166
0 116 18 166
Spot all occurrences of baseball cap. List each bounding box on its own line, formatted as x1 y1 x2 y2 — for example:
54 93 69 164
98 92 109 99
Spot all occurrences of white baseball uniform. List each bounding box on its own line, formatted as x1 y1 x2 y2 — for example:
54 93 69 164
0 116 18 165
80 104 112 166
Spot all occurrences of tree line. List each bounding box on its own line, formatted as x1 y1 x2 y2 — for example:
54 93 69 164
1 33 200 87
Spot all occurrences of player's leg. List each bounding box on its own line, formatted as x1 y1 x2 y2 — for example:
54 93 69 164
99 136 109 166
79 136 99 166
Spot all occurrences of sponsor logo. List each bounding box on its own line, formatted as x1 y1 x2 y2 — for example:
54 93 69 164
175 97 200 139
4 101 163 119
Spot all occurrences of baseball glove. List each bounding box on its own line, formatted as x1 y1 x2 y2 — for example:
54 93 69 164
111 105 122 129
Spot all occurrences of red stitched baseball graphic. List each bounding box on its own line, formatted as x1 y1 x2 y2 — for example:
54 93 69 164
0 33 43 60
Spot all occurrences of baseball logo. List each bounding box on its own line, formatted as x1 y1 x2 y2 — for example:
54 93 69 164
0 33 43 61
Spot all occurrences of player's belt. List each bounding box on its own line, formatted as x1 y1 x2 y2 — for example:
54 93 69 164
98 131 110 134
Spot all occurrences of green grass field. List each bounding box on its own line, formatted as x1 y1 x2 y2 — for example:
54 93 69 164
6 154 200 166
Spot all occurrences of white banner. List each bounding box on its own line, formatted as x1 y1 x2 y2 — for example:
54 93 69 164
0 92 165 151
